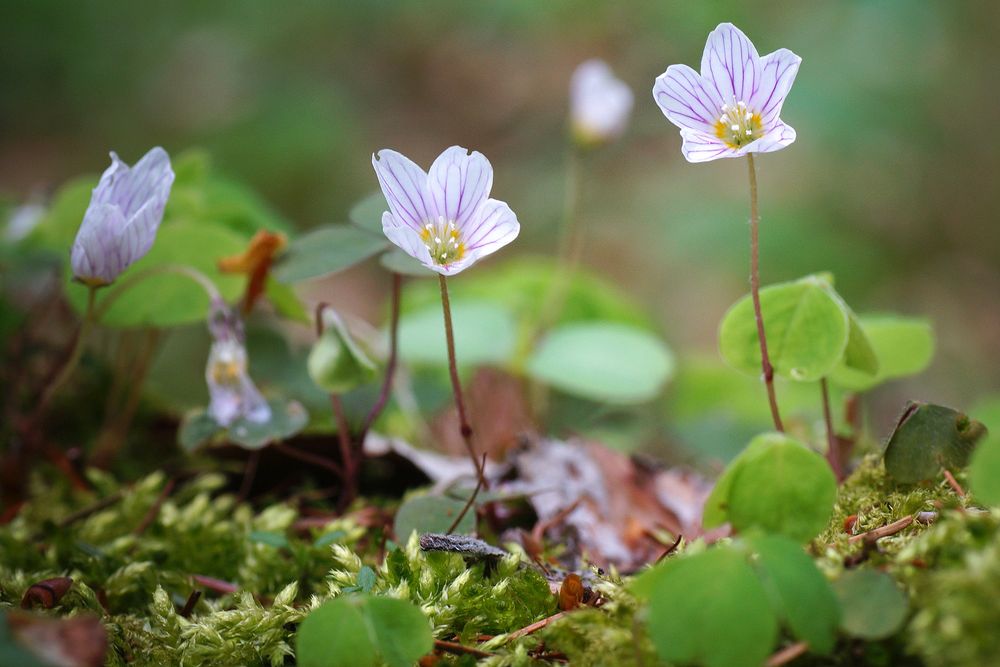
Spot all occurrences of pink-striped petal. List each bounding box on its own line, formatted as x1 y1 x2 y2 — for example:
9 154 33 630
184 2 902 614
381 211 435 268
427 146 493 229
700 23 761 105
744 121 797 154
679 130 734 163
372 150 433 231
750 48 802 129
463 198 519 255
71 203 128 285
91 147 174 220
653 64 723 132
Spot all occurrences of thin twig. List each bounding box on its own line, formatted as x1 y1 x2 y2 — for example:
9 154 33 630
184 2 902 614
530 498 583 546
655 534 684 564
943 469 966 497
238 450 260 503
132 478 176 535
765 641 810 667
438 274 488 488
272 443 343 477
506 611 568 642
446 453 487 534
179 590 202 618
191 575 238 595
359 273 402 445
746 154 783 432
433 639 494 659
848 515 914 544
56 489 126 528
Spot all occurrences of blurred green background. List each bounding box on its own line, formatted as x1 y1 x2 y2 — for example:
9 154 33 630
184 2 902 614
2 0 999 446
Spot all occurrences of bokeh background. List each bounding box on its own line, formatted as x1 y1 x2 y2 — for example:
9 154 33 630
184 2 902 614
3 0 999 460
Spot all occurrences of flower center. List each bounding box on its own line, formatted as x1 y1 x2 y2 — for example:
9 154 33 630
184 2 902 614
420 216 466 265
714 101 763 149
210 342 247 385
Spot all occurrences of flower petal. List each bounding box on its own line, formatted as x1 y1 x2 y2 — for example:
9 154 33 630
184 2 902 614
700 23 761 105
381 211 435 269
92 147 174 221
746 121 797 154
372 149 433 231
427 146 493 228
652 64 723 132
679 130 734 163
463 198 519 255
71 203 128 284
750 48 802 128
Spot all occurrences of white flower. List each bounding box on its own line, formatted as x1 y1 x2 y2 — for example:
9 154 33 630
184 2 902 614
570 59 634 146
205 299 270 427
372 146 519 276
653 23 801 163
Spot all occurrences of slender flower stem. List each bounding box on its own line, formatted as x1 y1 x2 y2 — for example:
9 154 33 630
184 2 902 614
438 274 487 488
358 272 402 445
330 394 356 507
313 302 361 508
820 378 842 480
532 145 581 344
746 154 784 432
35 285 99 417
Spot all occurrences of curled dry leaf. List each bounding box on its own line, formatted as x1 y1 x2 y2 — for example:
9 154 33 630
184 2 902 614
20 577 74 610
506 438 712 571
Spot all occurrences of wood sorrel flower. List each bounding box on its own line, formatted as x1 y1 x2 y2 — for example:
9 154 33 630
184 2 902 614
372 146 519 275
652 23 801 163
205 298 270 427
71 147 174 286
570 59 634 146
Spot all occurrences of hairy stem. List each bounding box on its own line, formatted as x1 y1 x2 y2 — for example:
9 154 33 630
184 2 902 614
747 154 784 432
438 274 487 488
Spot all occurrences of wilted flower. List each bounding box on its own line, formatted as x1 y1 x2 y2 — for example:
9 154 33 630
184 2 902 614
570 59 634 146
652 23 801 163
71 147 175 286
205 299 270 427
217 229 288 313
372 146 519 276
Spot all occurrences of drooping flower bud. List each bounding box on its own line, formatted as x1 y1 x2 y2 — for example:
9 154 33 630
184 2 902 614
205 298 270 427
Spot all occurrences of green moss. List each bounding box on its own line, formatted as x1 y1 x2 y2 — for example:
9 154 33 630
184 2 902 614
896 509 1000 667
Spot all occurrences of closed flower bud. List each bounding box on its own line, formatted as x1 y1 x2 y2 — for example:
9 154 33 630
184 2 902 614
71 147 175 286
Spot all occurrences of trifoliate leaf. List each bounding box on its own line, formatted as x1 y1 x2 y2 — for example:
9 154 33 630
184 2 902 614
883 401 987 483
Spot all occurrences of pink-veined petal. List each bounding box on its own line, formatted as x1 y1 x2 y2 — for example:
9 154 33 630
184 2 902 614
462 198 519 257
653 64 723 132
372 150 433 231
700 23 761 105
427 146 493 228
91 147 174 221
750 48 802 128
746 121 797 154
381 211 435 269
679 130 735 163
71 203 128 284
